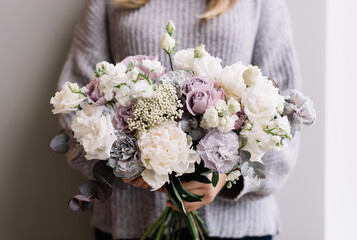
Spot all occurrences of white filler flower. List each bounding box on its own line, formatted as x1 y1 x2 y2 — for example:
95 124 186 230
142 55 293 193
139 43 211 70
71 103 117 160
50 82 86 114
138 123 201 190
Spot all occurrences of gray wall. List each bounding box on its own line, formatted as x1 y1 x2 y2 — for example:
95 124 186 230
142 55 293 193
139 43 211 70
0 0 325 239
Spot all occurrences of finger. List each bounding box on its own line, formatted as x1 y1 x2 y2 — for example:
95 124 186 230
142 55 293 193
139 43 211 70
157 186 167 193
166 200 180 212
131 177 146 188
122 176 139 183
181 181 205 190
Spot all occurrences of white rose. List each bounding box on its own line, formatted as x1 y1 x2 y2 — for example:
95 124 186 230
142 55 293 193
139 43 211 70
193 54 222 80
227 98 241 114
142 59 164 75
161 33 176 54
138 123 201 190
173 48 195 70
242 66 263 87
225 170 242 181
241 78 285 123
201 107 219 129
71 103 117 160
50 82 86 114
218 62 248 101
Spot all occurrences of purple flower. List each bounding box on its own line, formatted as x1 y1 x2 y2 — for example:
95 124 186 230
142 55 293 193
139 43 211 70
234 110 248 130
196 129 239 173
183 76 214 95
120 55 165 79
85 79 106 105
112 102 135 133
186 85 225 116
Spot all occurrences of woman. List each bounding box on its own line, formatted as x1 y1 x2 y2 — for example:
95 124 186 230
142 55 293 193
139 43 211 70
58 0 300 239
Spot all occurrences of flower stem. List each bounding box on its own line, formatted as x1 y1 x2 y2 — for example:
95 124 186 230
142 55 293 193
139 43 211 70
186 212 199 240
155 207 171 240
168 53 174 71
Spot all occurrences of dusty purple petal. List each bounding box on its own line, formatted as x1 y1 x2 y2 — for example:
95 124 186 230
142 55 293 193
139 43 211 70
85 78 106 105
112 102 135 133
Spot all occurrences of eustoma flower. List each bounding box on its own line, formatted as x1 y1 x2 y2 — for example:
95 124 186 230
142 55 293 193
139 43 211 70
50 82 86 114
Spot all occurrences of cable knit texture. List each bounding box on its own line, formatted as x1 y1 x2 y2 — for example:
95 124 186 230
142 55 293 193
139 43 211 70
57 0 301 239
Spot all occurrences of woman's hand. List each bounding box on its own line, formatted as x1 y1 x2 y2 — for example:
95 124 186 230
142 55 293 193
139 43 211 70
122 177 150 189
166 174 227 213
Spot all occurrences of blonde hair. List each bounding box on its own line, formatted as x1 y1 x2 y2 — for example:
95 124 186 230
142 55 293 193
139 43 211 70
112 0 237 20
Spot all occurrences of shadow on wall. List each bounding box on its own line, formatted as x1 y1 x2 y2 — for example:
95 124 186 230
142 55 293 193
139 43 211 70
0 0 93 239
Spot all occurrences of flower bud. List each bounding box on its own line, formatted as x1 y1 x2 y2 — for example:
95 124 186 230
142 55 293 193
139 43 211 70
68 82 81 93
161 33 176 54
194 44 207 58
166 20 176 35
242 66 262 87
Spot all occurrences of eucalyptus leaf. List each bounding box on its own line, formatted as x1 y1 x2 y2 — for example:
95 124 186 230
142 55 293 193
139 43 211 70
212 172 219 187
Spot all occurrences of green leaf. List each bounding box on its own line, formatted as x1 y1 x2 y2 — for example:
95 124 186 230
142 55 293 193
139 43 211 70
212 172 219 187
173 177 204 202
166 182 186 214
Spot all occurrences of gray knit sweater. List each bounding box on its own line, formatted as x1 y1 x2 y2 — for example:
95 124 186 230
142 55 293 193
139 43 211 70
58 0 301 239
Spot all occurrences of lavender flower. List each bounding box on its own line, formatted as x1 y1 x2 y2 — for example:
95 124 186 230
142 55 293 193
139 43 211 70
196 129 239 173
284 89 316 135
108 131 144 179
182 76 214 95
112 102 135 133
186 85 225 116
85 79 106 105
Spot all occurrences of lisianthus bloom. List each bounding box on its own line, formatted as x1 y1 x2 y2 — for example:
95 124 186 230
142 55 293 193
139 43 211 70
112 102 135 133
50 82 86 114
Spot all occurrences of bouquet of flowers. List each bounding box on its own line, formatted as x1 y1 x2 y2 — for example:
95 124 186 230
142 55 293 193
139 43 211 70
50 21 316 240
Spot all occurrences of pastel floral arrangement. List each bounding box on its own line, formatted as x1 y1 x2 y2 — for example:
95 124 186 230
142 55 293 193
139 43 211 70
50 21 316 240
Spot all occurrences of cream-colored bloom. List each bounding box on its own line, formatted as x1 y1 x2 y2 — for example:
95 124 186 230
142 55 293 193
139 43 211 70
173 48 195 70
218 62 248 101
217 115 238 133
71 103 117 160
50 82 86 114
193 54 222 80
227 98 241 114
201 107 219 129
242 66 263 87
138 123 201 190
241 78 285 123
142 59 164 75
161 33 176 54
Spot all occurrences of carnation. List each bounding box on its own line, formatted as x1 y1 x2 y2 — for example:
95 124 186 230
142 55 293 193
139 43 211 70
50 82 86 114
196 129 239 173
138 123 201 190
71 103 117 160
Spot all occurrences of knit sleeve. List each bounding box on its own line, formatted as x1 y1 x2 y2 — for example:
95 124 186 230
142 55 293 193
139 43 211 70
218 0 301 201
57 0 112 179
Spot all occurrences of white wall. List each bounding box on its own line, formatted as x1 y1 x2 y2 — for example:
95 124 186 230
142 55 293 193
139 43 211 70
325 0 357 239
0 0 325 239
276 1 325 240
